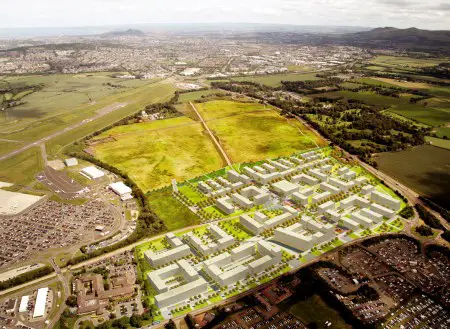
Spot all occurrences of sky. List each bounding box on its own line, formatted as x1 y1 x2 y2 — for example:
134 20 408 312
1 0 449 30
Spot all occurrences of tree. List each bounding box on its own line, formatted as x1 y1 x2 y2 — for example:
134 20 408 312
415 225 433 237
112 317 130 329
130 315 143 328
65 295 78 307
165 319 176 329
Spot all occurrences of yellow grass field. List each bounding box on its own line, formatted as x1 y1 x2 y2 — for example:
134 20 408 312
93 117 223 191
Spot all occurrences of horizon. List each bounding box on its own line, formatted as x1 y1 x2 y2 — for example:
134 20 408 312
0 22 446 40
1 0 449 32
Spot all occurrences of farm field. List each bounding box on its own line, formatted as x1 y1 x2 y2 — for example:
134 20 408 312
232 72 322 87
375 145 450 208
92 116 223 192
207 110 326 163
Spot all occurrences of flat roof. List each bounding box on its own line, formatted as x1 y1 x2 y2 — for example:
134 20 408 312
65 158 78 166
81 166 104 179
109 181 132 196
0 189 43 216
33 287 48 318
19 295 29 313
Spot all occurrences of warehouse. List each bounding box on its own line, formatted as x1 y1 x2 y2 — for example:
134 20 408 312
80 166 105 180
109 182 132 200
33 287 49 318
19 295 29 313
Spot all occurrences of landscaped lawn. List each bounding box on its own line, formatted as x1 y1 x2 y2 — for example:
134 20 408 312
219 218 253 240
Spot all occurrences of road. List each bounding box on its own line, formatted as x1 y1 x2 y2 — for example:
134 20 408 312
47 258 71 329
0 102 127 161
189 101 233 167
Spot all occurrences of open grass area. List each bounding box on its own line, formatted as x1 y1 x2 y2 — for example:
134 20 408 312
375 145 450 209
425 136 450 150
1 76 174 157
1 73 161 135
232 72 322 87
92 116 223 191
47 81 176 156
436 127 450 139
279 294 351 329
207 110 327 163
178 89 224 103
147 188 201 231
195 100 270 120
0 147 43 185
95 116 194 137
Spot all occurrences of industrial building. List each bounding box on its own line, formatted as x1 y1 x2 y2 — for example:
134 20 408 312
80 166 105 180
109 182 133 201
33 287 49 318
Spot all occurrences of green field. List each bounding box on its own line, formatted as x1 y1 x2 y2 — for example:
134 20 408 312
46 81 176 156
93 116 223 191
92 98 326 189
0 75 175 157
207 110 326 163
0 147 43 185
147 188 200 231
375 145 450 209
232 72 322 87
195 99 270 120
279 294 351 329
0 73 160 133
435 127 450 139
425 136 450 150
178 89 224 103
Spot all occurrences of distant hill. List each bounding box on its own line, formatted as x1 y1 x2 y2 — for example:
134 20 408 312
342 27 450 48
103 29 145 36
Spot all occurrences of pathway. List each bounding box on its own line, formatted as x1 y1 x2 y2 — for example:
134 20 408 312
189 102 233 167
